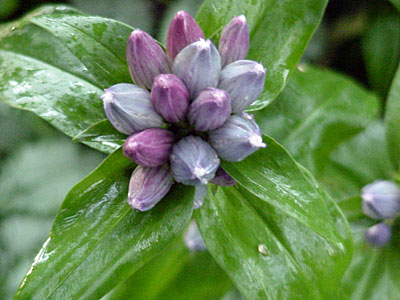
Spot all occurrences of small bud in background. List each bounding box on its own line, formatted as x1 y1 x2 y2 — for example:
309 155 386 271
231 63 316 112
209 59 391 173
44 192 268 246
193 184 207 209
188 88 231 131
170 136 220 185
128 164 173 211
151 74 190 123
210 113 266 162
362 180 400 220
127 29 171 89
183 220 207 251
173 39 221 98
218 60 266 113
210 167 236 186
219 15 249 67
166 11 205 61
123 129 175 167
364 222 392 247
102 83 165 135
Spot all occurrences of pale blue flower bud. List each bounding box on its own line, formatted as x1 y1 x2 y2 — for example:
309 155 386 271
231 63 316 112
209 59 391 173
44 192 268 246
173 39 221 98
210 167 236 186
183 220 207 251
166 11 205 61
193 184 207 209
123 128 175 167
218 60 266 113
364 222 392 247
101 83 165 135
126 29 171 89
188 88 231 131
362 180 400 219
128 164 173 211
209 113 266 162
219 15 249 67
151 74 190 123
170 136 220 185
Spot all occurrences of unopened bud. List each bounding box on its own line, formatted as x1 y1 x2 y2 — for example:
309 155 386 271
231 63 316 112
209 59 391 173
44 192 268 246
166 11 205 61
364 222 392 247
170 136 220 185
123 128 175 167
362 180 400 220
183 220 207 251
101 83 165 135
210 113 266 162
173 39 221 98
219 15 249 67
127 29 171 89
128 164 173 211
151 74 190 123
188 88 231 131
218 60 266 113
210 167 236 186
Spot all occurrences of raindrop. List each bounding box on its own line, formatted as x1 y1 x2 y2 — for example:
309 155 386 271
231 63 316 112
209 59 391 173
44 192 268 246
11 26 16 31
258 244 269 256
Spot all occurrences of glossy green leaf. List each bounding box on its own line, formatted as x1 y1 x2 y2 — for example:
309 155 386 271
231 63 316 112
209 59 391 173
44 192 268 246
196 135 353 300
385 64 400 170
72 119 125 154
389 0 400 12
362 2 400 98
254 66 379 175
13 149 194 300
319 121 395 200
108 235 232 300
338 197 400 300
0 6 133 153
196 0 328 110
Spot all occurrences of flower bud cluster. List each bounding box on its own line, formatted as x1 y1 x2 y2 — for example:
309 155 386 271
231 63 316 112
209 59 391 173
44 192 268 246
361 180 400 246
102 11 267 211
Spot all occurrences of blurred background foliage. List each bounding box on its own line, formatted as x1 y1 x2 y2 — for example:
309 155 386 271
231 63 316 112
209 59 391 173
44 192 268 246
0 0 399 299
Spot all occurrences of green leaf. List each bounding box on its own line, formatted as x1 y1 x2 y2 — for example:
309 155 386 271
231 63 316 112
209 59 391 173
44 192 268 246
0 6 133 153
254 66 379 175
0 0 19 19
338 197 400 300
196 0 328 111
108 235 232 300
72 119 125 154
385 64 400 170
389 0 400 12
319 121 395 200
196 136 353 300
362 2 400 98
13 149 194 300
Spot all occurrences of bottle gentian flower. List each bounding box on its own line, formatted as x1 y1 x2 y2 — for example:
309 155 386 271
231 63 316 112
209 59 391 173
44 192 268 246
364 222 392 247
101 11 267 211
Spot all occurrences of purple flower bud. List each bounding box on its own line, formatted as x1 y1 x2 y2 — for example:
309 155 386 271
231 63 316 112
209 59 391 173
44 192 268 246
170 136 220 185
101 83 165 135
193 184 207 209
166 10 205 61
188 88 231 131
209 113 266 162
362 180 400 219
219 15 249 67
364 222 392 247
210 167 236 186
151 74 190 123
173 39 221 98
218 60 266 113
128 164 173 211
184 220 207 251
126 29 171 89
123 128 175 167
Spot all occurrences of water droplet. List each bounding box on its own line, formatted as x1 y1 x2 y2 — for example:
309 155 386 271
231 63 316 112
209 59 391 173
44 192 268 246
297 64 307 72
11 26 16 31
258 244 269 256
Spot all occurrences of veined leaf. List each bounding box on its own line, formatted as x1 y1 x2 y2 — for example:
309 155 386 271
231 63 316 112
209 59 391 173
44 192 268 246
196 135 353 300
196 0 328 110
13 149 194 300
